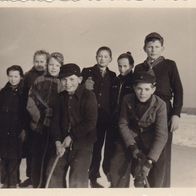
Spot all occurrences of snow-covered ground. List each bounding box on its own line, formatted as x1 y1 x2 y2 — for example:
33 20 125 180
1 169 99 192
173 113 196 147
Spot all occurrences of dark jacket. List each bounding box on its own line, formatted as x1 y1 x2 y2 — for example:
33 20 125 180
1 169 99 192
23 67 45 98
51 85 98 149
109 71 134 142
135 57 183 117
119 94 168 162
81 64 116 120
0 81 26 159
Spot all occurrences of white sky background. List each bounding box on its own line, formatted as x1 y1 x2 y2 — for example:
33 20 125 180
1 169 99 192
0 8 196 108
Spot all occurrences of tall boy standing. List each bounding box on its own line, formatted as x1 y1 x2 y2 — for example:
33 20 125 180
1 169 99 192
134 32 183 187
81 46 116 187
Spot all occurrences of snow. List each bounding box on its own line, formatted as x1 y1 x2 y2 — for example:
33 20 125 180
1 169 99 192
173 113 196 148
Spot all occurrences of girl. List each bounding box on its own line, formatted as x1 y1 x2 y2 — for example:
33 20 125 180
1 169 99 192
106 52 135 187
26 52 64 188
0 65 26 188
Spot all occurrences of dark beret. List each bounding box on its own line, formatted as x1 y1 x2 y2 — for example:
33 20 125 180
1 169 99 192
59 63 81 78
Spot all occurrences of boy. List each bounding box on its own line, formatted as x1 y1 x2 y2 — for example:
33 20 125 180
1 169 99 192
20 50 50 187
119 71 168 188
0 65 26 188
134 32 183 187
81 46 116 187
48 63 97 188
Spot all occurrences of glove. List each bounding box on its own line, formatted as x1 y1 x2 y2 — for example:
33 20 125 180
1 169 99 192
128 144 145 160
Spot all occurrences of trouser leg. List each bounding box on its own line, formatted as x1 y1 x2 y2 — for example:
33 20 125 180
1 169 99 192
89 123 107 180
110 142 131 187
69 148 93 188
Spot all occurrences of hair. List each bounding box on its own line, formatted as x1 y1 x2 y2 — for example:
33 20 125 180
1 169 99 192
33 50 50 63
7 65 24 77
144 32 164 46
49 52 64 66
96 46 112 58
117 51 134 66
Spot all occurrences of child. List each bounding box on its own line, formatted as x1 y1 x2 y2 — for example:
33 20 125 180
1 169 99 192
26 52 64 188
0 65 26 188
81 46 116 187
20 49 50 187
105 52 134 187
134 32 183 187
48 63 97 188
119 71 168 188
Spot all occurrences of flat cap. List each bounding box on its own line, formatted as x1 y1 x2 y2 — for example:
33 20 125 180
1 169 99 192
132 71 156 85
59 63 81 78
144 32 164 45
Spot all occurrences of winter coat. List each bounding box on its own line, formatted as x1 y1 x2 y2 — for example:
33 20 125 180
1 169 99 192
119 93 168 162
0 81 26 159
26 74 62 133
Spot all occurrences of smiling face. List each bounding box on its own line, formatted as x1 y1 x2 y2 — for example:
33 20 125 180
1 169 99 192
133 82 156 102
34 54 47 72
118 58 133 76
96 50 112 68
144 40 164 61
61 74 82 94
8 70 22 86
48 57 61 77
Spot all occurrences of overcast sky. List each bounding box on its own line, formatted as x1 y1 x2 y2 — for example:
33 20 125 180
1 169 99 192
0 8 196 108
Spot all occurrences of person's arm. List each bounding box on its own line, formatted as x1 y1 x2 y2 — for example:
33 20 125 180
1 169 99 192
147 101 168 162
169 61 183 132
71 91 97 139
119 96 137 147
170 61 183 117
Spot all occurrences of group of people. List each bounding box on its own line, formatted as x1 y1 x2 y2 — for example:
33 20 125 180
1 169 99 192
0 32 183 188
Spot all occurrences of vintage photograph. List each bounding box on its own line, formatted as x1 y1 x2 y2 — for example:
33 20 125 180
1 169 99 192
0 3 196 190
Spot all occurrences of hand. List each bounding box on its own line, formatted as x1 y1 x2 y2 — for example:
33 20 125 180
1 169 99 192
85 77 94 90
170 115 180 132
55 141 65 157
62 135 72 149
142 165 151 177
19 129 26 142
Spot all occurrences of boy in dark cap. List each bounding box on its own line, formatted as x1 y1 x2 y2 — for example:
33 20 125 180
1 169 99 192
134 32 183 187
48 63 97 188
118 71 168 188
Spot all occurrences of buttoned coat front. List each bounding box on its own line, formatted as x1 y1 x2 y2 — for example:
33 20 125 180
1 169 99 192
119 94 168 162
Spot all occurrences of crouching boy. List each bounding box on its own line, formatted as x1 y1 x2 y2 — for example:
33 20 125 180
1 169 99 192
48 63 97 188
119 71 168 187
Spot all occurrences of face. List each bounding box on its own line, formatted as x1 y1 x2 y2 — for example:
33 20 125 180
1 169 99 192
133 83 156 102
144 40 164 60
48 57 61 77
8 70 21 86
118 58 133 76
96 50 112 68
61 75 82 94
34 54 47 72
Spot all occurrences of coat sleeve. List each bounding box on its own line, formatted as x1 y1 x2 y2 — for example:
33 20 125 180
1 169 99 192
71 91 97 140
169 61 183 117
147 101 168 162
50 94 63 142
119 96 137 147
